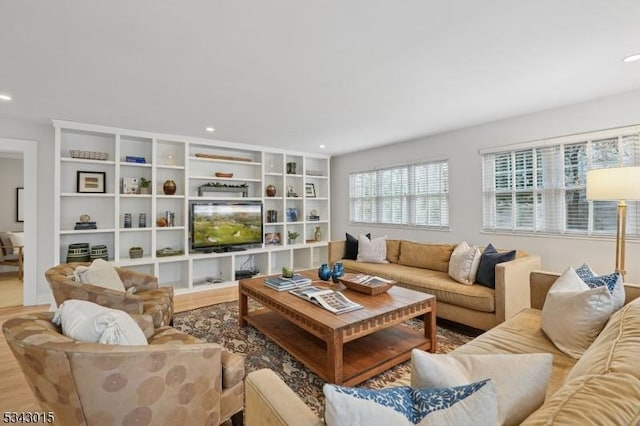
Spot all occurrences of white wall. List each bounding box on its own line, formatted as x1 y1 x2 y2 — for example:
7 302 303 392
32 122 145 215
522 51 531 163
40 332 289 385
331 88 640 283
0 118 54 304
0 157 24 232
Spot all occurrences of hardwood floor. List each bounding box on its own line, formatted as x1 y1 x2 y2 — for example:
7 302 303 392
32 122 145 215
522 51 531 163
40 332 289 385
0 272 22 308
0 286 239 412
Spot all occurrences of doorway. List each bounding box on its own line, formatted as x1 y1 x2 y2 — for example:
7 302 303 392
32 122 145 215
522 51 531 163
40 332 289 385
0 138 37 306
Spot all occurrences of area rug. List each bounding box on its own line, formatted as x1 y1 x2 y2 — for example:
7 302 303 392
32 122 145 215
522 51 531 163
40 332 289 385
174 301 480 417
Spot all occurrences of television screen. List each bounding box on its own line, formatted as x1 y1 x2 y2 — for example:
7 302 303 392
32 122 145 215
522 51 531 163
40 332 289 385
191 201 263 251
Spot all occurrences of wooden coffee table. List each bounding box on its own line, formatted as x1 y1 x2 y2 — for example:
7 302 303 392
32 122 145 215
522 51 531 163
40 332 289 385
239 270 436 386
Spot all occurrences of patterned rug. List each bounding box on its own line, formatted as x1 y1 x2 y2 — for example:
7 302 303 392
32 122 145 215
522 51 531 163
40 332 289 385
174 301 480 417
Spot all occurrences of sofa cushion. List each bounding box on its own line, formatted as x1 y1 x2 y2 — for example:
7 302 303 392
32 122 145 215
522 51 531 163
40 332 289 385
411 350 552 426
74 259 126 292
357 234 388 263
453 308 578 397
324 380 497 426
342 259 495 312
542 267 613 359
475 244 516 289
345 232 370 260
397 241 455 272
575 264 626 312
520 373 640 425
53 299 148 345
448 241 481 285
566 297 640 382
386 239 401 263
8 232 24 255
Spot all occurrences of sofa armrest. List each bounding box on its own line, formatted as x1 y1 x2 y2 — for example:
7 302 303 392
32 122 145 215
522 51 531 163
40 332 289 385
494 255 541 322
529 270 640 309
246 369 323 426
328 240 346 266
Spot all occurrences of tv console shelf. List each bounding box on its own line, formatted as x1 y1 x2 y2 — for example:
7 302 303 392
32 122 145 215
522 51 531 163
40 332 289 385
53 120 331 294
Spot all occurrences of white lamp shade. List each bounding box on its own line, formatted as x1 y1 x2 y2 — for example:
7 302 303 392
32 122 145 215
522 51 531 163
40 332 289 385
586 166 640 201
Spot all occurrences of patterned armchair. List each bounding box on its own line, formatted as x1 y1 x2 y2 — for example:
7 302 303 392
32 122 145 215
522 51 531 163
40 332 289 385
3 312 245 426
45 263 174 327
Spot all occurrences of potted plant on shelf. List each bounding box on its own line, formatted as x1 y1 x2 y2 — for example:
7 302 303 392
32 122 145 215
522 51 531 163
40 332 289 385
139 177 151 194
129 246 143 258
287 231 300 244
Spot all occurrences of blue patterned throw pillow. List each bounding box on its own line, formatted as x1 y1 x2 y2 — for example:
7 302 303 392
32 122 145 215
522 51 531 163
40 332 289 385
574 263 625 311
324 380 497 426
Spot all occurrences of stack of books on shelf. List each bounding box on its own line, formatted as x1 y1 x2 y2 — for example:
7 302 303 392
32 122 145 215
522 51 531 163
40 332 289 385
264 274 312 291
74 222 97 230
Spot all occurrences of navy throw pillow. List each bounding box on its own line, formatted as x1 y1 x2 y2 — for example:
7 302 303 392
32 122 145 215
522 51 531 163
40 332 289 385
475 244 516 289
344 232 370 260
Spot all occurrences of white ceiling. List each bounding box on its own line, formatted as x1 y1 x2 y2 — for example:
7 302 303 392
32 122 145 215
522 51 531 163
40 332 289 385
1 1 640 155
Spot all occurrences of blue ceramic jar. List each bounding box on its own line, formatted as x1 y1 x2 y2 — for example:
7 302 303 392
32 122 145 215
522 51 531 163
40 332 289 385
318 263 332 281
331 261 344 283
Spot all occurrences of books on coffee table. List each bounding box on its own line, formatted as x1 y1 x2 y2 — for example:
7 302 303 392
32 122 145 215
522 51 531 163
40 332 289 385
290 286 363 314
264 274 312 291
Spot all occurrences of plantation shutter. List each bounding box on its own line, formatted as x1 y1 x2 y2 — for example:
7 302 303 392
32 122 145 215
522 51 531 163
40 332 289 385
349 159 449 228
482 126 640 237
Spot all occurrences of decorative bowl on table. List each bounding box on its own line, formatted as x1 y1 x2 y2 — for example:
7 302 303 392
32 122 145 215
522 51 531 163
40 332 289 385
215 172 234 178
338 273 396 295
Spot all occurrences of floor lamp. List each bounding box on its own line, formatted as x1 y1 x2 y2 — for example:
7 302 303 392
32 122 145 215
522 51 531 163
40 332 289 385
586 166 640 280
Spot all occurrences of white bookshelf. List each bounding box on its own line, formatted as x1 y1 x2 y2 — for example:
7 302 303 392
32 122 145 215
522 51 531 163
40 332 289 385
53 120 331 293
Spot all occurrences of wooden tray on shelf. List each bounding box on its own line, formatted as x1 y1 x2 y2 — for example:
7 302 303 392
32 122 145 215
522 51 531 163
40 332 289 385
338 273 397 295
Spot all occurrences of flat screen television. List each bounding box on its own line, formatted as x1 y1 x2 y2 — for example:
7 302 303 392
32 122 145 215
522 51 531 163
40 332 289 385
190 201 263 252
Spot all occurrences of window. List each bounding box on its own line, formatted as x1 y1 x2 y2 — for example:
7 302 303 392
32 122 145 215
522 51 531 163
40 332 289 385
482 126 640 237
349 160 449 228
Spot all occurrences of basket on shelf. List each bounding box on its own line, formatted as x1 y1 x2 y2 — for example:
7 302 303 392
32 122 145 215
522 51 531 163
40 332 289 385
129 247 143 259
69 150 110 161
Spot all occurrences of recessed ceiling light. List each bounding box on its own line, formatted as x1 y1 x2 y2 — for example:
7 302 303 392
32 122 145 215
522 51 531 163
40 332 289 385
623 53 640 63
0 94 12 101
205 127 215 132
319 144 326 149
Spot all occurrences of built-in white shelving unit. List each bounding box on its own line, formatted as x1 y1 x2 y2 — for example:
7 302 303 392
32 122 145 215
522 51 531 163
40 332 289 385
53 120 331 293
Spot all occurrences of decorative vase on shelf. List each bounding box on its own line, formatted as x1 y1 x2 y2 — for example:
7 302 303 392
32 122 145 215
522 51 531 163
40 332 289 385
318 263 331 281
163 180 177 195
314 226 322 241
331 261 344 283
266 184 276 197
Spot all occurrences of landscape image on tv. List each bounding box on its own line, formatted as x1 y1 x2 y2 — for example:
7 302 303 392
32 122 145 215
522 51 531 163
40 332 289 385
192 203 262 249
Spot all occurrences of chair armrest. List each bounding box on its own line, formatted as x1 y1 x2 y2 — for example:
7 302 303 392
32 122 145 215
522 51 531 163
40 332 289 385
494 255 541 323
116 267 159 292
328 240 346 266
246 369 323 426
49 280 143 315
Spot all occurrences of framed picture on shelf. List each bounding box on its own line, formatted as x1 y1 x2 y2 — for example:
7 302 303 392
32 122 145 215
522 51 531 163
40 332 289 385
305 183 316 198
265 232 281 245
286 207 298 222
77 171 106 193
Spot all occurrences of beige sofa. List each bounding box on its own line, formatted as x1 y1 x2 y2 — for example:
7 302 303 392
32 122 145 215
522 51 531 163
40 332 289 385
329 239 541 330
244 271 640 425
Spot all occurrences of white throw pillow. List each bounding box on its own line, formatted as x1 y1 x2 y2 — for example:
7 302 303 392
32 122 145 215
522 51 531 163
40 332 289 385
356 234 388 264
541 267 613 359
411 349 552 426
74 258 126 292
448 241 482 285
324 379 497 426
53 300 148 345
8 232 24 255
